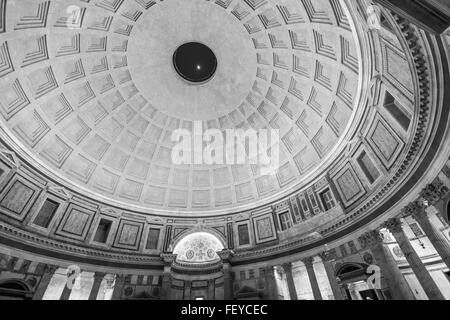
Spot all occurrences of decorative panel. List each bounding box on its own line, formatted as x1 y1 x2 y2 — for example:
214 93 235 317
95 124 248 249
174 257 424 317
113 219 144 250
0 176 40 220
56 204 96 241
252 213 277 244
332 162 366 207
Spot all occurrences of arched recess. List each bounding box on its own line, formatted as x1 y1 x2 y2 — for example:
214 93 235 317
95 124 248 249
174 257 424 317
171 227 227 251
0 279 33 300
173 231 224 264
335 262 370 283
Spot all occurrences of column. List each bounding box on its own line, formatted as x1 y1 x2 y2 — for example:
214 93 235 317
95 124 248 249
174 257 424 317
373 0 450 34
88 272 106 300
33 264 58 300
161 253 176 300
405 201 450 271
420 180 450 227
217 249 234 300
184 280 192 300
383 217 445 300
318 252 344 300
281 262 298 300
302 257 322 300
264 266 279 300
111 275 126 300
359 230 415 300
207 279 215 300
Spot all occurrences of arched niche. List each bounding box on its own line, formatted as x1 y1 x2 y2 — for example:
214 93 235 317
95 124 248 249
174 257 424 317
0 279 32 300
335 262 370 282
173 232 224 264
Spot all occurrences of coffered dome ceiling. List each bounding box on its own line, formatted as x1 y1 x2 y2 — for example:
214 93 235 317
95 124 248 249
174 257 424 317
0 0 363 214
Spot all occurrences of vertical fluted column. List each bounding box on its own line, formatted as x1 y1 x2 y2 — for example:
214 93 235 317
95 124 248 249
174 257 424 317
359 230 415 300
383 217 445 300
88 272 106 300
405 201 450 271
111 274 126 300
160 253 176 300
302 257 322 300
33 265 58 300
318 252 344 300
217 249 234 300
264 266 279 300
281 262 298 300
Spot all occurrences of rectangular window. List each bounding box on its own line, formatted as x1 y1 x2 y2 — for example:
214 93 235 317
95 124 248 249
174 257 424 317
279 212 293 231
238 224 250 246
357 151 380 184
240 270 246 280
384 92 411 130
33 199 59 228
93 219 112 243
249 269 255 279
146 228 161 250
320 189 336 211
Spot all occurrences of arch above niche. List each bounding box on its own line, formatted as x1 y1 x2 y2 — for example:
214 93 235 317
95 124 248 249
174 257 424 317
173 232 224 264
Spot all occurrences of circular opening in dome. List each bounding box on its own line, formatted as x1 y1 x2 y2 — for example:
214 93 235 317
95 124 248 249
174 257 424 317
173 42 217 84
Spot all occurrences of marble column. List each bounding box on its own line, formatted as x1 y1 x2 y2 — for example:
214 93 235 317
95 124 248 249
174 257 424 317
318 252 344 300
302 257 322 300
88 272 106 300
383 217 445 300
359 230 415 300
161 253 176 300
406 201 450 271
111 275 126 300
281 262 298 300
264 266 279 300
33 264 58 300
217 249 234 300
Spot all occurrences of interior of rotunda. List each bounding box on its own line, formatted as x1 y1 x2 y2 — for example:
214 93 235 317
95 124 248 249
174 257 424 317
0 0 449 301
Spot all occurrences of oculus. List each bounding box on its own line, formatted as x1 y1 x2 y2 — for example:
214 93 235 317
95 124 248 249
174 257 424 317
173 42 218 83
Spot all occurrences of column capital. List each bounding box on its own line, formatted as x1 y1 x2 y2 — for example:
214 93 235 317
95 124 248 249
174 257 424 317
42 264 58 275
318 250 336 262
420 179 449 205
281 262 293 273
217 249 234 263
358 230 384 248
160 253 177 266
93 272 106 282
114 274 127 285
382 217 403 234
402 201 427 220
302 256 314 267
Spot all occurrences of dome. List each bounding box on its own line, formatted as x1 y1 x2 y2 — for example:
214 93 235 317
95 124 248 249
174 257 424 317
0 0 361 214
0 0 449 302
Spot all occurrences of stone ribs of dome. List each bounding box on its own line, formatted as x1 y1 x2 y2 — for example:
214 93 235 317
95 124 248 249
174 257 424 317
0 0 362 213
